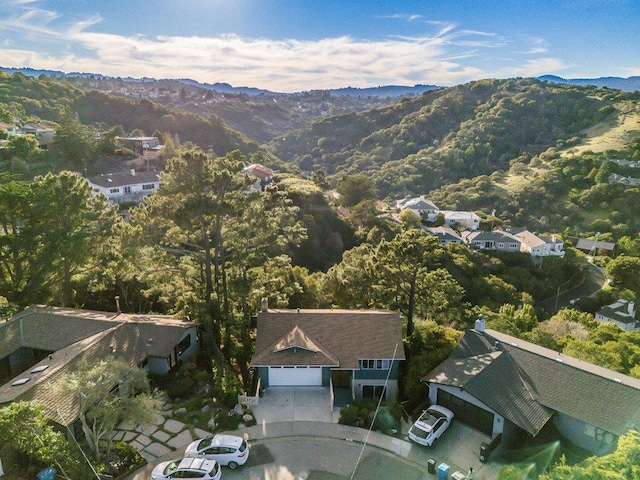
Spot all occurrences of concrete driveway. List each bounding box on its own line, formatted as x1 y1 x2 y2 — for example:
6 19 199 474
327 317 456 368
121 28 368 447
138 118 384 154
252 387 338 423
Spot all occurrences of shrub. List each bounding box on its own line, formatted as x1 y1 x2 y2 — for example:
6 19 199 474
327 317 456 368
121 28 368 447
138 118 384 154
166 376 195 400
339 405 361 426
339 399 402 434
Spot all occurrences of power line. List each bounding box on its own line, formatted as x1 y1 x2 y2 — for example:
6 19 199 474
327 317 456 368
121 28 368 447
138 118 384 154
349 341 399 480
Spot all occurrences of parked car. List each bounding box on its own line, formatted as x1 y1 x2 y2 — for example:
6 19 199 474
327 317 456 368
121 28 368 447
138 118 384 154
150 456 221 480
185 434 249 469
407 405 454 447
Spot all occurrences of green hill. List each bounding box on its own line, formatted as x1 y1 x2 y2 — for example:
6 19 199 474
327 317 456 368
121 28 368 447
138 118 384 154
268 78 635 198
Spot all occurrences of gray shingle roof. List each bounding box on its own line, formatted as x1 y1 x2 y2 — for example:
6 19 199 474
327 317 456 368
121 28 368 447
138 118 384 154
424 329 640 437
251 309 405 369
0 306 196 425
88 170 160 188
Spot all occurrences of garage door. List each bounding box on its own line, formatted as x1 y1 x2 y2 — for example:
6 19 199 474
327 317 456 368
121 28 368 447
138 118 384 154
268 366 322 386
437 389 494 436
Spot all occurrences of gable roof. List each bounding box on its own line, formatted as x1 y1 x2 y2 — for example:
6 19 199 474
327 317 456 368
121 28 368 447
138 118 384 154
243 163 273 179
425 226 464 243
397 196 438 211
596 300 638 326
0 306 196 425
251 309 405 369
464 230 520 243
575 238 617 251
424 328 640 437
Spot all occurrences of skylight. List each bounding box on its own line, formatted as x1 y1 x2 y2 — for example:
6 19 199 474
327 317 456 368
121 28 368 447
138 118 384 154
12 378 30 386
31 365 49 373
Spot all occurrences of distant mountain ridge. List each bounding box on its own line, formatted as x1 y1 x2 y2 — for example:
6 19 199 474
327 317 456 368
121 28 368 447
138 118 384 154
1 66 438 98
538 75 640 92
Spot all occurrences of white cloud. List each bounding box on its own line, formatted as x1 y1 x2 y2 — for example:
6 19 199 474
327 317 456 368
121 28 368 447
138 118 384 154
494 58 571 78
0 5 568 91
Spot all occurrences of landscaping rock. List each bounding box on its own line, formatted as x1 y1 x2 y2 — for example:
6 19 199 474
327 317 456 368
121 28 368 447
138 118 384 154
201 405 210 414
242 414 253 423
207 417 216 430
233 403 244 415
174 407 187 417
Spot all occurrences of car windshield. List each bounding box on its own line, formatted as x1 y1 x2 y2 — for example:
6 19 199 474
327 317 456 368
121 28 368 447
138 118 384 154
239 440 247 452
209 462 219 475
199 437 214 449
409 424 430 439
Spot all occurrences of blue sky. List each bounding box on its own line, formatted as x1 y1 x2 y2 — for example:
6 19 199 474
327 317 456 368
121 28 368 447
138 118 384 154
1 0 638 92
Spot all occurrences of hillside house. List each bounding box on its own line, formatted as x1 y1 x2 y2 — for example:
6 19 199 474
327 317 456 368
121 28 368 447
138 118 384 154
440 210 481 231
243 163 274 192
425 226 464 245
595 299 639 331
0 306 199 430
463 230 521 252
250 301 405 403
502 228 565 257
88 169 160 205
396 196 439 221
422 318 640 455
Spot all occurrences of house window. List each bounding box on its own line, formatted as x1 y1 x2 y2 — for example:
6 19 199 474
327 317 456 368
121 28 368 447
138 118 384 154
109 188 120 194
360 359 390 370
498 243 504 248
142 184 155 190
510 243 518 249
176 334 191 356
362 385 386 399
124 186 131 194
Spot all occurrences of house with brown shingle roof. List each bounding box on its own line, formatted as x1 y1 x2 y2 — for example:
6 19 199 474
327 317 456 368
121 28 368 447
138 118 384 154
0 306 199 428
422 318 640 455
250 300 405 402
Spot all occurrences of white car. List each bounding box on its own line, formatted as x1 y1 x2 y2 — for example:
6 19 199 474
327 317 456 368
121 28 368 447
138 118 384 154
150 456 221 480
407 405 454 447
185 434 249 469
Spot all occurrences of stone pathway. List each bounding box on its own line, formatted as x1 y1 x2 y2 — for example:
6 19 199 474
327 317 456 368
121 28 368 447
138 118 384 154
113 412 213 462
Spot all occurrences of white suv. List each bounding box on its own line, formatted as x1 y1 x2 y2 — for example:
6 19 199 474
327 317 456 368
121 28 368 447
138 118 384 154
185 434 249 469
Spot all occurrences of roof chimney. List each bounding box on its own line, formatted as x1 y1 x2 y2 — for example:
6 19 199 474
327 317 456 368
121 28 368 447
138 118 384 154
130 168 136 176
115 295 121 314
475 315 485 333
629 301 636 318
261 297 269 313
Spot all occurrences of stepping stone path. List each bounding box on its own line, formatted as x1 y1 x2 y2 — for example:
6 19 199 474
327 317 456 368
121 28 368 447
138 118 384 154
113 405 213 462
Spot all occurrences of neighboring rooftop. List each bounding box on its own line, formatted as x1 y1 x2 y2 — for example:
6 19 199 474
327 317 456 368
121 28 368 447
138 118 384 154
424 328 640 437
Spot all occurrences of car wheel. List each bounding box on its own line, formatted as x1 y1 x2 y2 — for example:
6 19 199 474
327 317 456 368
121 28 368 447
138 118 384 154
228 461 238 470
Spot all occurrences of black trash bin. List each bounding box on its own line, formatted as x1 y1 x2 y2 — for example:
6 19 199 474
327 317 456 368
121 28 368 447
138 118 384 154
427 458 436 474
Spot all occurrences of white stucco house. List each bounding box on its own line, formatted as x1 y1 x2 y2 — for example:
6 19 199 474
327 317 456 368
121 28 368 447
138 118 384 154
396 196 439 222
87 169 161 205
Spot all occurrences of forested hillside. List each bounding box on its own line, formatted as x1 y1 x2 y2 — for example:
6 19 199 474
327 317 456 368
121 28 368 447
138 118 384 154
269 78 636 197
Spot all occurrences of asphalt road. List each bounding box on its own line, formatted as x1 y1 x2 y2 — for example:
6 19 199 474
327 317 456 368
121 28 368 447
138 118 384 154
218 437 427 480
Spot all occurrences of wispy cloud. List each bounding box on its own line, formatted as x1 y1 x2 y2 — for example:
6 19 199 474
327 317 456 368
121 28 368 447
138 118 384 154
0 5 565 91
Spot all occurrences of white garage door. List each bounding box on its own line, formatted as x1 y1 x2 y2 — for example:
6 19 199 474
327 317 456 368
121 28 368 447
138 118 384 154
268 366 322 386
